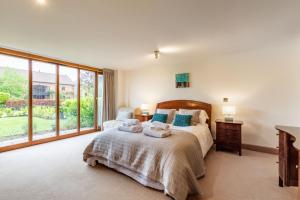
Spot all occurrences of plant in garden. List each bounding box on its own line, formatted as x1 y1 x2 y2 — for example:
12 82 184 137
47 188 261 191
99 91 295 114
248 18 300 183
0 68 27 99
60 98 94 128
33 106 56 119
80 97 94 127
0 92 10 104
61 99 77 118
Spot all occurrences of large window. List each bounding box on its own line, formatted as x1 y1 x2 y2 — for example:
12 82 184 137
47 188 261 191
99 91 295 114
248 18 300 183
60 66 78 135
32 61 57 140
0 55 29 147
0 48 103 151
80 70 95 131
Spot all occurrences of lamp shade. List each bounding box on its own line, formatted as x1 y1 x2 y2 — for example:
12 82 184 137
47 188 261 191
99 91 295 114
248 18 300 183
141 104 149 110
222 106 236 115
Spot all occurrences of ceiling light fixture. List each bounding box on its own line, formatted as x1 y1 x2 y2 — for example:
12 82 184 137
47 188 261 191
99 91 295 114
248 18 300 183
159 46 180 53
37 0 46 5
154 50 159 59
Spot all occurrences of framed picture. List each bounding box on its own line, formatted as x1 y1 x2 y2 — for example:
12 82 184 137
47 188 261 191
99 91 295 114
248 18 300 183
175 73 190 88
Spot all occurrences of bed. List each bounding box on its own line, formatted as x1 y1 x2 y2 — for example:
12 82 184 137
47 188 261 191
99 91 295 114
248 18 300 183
83 100 213 200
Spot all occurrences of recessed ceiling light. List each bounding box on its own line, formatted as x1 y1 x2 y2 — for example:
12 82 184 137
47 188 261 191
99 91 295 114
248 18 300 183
37 0 46 5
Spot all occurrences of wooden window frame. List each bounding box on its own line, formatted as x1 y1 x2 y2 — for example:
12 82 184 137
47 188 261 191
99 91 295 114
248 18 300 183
0 47 103 153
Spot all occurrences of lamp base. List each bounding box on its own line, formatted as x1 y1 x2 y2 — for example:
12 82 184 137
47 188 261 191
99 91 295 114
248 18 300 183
142 111 149 115
224 116 234 122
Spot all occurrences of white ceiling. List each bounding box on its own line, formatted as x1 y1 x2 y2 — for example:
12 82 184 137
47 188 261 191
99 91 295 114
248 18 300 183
0 0 299 69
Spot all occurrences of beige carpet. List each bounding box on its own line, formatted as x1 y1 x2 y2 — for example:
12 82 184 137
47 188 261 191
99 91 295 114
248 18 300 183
0 133 297 200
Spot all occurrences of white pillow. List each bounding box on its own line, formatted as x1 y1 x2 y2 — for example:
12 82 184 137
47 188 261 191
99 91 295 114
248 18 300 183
199 110 209 124
157 109 176 124
179 109 201 125
116 110 133 120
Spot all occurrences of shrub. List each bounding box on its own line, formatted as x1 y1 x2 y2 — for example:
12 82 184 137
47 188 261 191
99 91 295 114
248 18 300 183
61 98 94 128
61 99 77 118
80 97 94 127
33 106 56 120
0 92 10 104
0 106 28 118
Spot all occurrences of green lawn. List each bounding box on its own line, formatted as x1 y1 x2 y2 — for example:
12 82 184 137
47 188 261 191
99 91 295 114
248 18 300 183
0 116 70 141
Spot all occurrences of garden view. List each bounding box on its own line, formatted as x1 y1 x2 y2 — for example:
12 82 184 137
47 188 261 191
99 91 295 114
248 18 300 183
0 54 102 147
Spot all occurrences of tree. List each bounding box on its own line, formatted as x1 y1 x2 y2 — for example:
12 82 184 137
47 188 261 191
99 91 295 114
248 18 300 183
0 68 27 99
80 71 94 97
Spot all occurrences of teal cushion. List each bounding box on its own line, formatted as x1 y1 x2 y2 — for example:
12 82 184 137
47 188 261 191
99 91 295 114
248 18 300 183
151 113 168 123
173 114 192 127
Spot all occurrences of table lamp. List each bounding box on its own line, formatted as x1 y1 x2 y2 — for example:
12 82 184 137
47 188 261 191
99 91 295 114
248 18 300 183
141 104 149 115
222 105 236 122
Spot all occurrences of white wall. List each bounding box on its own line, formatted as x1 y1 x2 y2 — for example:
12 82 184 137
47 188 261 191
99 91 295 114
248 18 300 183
120 39 300 148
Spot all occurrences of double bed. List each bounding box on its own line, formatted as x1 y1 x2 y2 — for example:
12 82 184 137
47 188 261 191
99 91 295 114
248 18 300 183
83 100 213 200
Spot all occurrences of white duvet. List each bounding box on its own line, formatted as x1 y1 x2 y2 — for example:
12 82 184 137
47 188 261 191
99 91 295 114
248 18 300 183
143 121 213 158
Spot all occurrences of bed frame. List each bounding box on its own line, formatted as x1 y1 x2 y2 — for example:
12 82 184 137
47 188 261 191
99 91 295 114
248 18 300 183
156 100 212 130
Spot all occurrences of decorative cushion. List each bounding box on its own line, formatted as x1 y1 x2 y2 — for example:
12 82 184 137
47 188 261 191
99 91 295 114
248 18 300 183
156 109 176 124
179 109 201 125
151 113 168 123
173 114 193 127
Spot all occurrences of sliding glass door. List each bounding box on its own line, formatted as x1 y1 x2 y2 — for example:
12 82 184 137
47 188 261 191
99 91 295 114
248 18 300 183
32 61 57 140
80 70 95 131
59 66 78 135
0 54 29 147
0 49 102 151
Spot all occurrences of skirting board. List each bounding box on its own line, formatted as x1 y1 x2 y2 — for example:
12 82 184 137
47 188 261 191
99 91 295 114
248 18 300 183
242 143 278 155
213 140 278 155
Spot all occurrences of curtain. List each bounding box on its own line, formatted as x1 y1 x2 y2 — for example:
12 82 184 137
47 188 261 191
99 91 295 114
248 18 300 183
102 68 115 124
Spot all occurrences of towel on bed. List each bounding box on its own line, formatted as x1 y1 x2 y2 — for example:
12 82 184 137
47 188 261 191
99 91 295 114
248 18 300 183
118 125 143 133
122 119 140 126
143 127 171 138
152 121 170 130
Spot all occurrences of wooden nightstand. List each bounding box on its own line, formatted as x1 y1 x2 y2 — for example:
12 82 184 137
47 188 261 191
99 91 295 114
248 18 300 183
215 119 243 156
135 114 153 122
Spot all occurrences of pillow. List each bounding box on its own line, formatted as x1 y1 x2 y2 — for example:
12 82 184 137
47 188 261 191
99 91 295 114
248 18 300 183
116 110 133 120
179 109 201 125
151 113 168 123
199 110 209 124
157 109 176 124
173 114 193 127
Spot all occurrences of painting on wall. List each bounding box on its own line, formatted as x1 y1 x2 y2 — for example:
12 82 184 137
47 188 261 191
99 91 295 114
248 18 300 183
175 73 190 88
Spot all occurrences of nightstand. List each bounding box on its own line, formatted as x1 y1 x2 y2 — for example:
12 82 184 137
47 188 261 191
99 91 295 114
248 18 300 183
135 114 153 122
215 119 243 156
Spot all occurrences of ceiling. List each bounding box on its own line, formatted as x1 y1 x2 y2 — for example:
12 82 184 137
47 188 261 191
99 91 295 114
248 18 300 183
0 0 299 69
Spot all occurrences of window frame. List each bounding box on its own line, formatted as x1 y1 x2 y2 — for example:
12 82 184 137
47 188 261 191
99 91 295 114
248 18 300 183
0 47 103 152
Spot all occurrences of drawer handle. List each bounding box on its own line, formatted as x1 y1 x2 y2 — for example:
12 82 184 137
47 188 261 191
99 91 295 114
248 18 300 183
276 161 279 164
296 165 299 169
276 133 279 136
276 146 279 149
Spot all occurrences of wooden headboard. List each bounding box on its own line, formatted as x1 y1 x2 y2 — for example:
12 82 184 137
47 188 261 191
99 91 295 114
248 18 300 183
156 100 212 129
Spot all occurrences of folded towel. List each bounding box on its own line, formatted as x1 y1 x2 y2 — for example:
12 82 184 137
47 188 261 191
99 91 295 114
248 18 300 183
143 127 171 138
152 121 170 130
122 119 140 126
118 125 143 133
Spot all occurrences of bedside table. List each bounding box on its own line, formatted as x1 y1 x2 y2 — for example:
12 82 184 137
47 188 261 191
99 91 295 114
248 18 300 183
215 119 243 156
135 114 153 122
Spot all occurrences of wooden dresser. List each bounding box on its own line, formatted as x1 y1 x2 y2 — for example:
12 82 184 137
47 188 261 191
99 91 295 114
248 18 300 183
276 126 300 199
216 119 243 156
